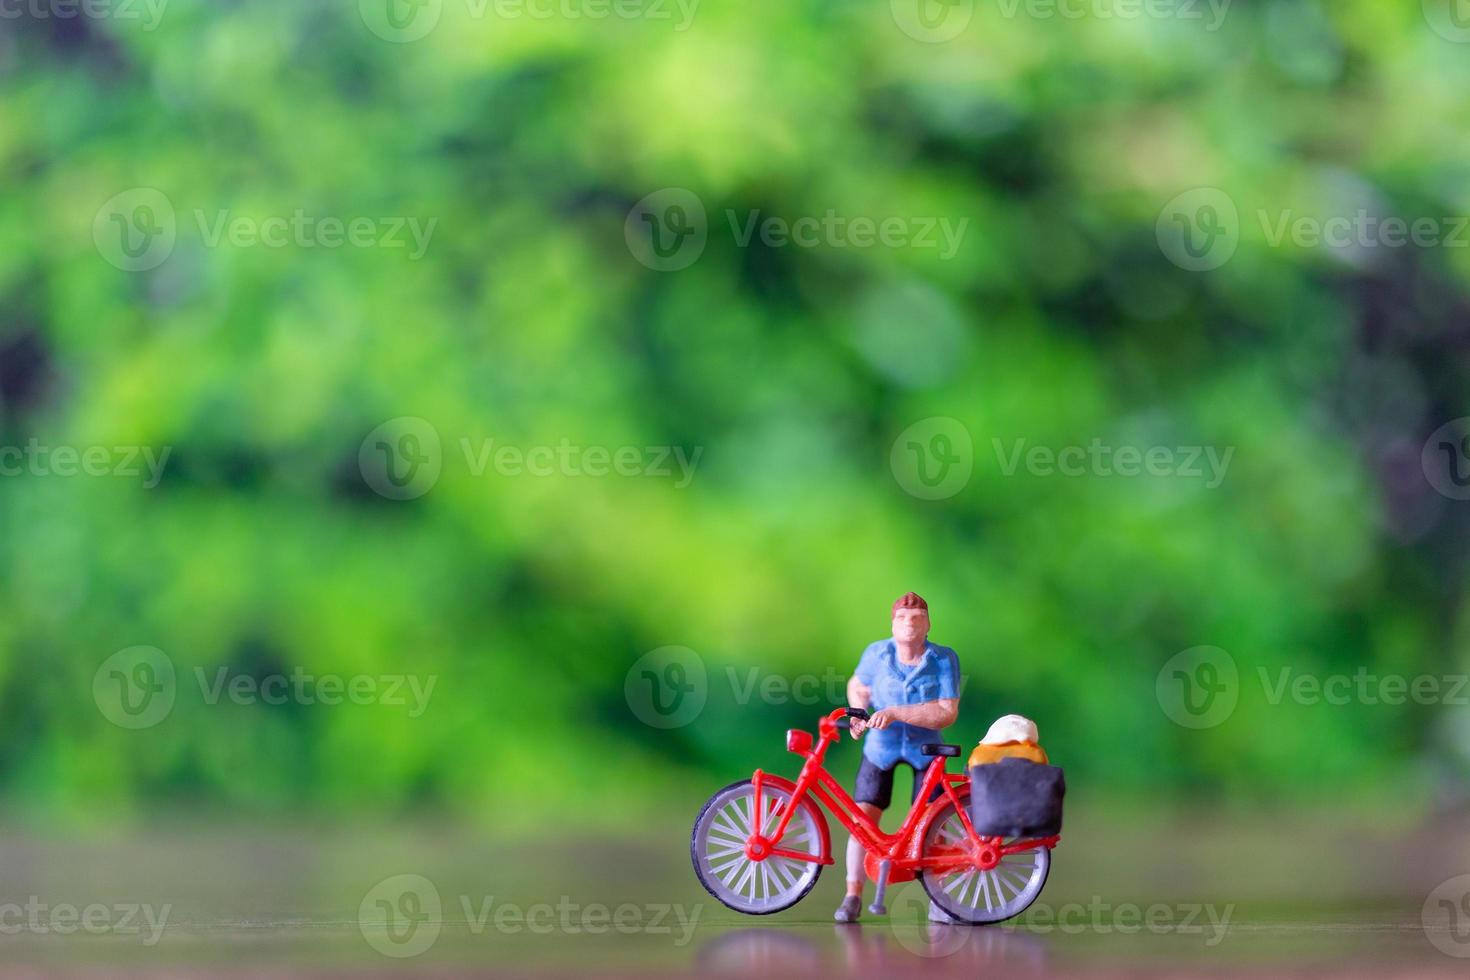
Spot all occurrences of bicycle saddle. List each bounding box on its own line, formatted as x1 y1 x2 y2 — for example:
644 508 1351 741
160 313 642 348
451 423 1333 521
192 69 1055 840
922 743 962 757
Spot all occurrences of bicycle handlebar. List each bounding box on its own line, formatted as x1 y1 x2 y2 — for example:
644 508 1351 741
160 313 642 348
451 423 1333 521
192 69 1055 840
834 706 870 730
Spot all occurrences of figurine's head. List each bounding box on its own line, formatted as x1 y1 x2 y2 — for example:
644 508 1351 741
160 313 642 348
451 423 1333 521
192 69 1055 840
891 592 930 645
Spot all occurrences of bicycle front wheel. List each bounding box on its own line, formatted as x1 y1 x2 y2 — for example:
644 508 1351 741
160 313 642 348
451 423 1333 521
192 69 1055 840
690 779 824 915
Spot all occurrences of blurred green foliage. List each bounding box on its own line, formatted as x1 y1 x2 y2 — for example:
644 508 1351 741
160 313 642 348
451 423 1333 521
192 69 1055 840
2 1 1469 829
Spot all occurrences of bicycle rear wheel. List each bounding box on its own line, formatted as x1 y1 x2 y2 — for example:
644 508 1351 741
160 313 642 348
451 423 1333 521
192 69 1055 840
691 779 824 915
918 798 1050 924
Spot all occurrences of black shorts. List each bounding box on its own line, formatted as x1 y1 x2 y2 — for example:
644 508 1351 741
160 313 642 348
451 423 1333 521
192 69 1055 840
854 757 943 811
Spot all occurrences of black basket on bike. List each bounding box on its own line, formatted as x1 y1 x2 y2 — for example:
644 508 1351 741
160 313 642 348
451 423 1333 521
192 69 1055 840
968 758 1065 838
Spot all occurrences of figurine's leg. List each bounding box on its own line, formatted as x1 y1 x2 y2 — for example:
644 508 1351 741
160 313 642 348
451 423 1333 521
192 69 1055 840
845 803 885 895
837 759 893 922
835 803 883 923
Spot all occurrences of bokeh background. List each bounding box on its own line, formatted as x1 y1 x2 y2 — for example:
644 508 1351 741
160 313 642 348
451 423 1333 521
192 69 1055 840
4 0 1470 860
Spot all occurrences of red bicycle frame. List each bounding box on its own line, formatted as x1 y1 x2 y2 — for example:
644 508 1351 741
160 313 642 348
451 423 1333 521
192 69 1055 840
743 708 1059 882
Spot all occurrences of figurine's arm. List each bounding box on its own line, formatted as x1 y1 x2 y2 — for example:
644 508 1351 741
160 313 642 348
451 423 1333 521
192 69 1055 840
867 698 959 731
847 674 872 710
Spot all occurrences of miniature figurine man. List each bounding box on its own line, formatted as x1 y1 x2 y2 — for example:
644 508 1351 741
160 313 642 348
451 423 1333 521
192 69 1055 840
835 591 960 924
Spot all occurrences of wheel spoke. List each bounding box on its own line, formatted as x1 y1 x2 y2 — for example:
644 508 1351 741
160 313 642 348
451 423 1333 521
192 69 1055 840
714 855 745 884
1002 869 1030 893
708 827 745 847
732 858 757 896
964 870 980 910
949 871 970 908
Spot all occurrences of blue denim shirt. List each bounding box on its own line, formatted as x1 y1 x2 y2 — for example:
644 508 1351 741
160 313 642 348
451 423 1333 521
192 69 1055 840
854 639 961 770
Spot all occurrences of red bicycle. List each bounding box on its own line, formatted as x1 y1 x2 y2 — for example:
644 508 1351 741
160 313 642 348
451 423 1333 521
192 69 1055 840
691 707 1060 924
